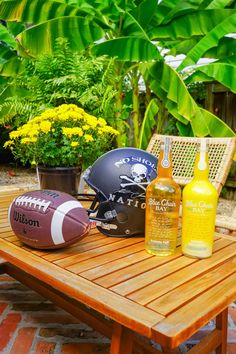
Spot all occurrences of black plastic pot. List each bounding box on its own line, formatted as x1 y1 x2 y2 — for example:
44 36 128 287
37 166 81 196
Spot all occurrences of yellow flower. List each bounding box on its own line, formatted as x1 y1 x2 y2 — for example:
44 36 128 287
71 141 79 147
99 126 119 135
9 130 22 139
40 120 52 133
62 127 83 137
84 134 94 143
3 140 14 148
98 118 106 126
21 137 37 144
4 104 117 168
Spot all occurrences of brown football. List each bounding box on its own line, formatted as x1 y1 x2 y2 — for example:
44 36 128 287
8 189 90 249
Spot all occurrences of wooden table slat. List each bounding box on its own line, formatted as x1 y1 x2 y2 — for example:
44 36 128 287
97 249 195 290
57 238 143 269
45 233 126 265
80 249 152 281
109 238 233 298
0 238 164 337
148 256 236 315
152 272 236 348
126 242 236 305
67 241 145 274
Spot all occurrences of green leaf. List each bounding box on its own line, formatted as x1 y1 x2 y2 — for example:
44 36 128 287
200 108 236 136
92 37 161 61
186 63 236 93
154 0 207 26
0 23 17 49
146 61 209 136
130 0 158 29
139 98 159 149
203 36 236 59
178 11 236 70
17 16 104 57
167 38 199 56
7 21 25 36
176 121 194 136
0 0 91 23
0 43 16 64
0 56 24 76
206 0 234 9
148 10 236 40
218 55 236 65
122 12 149 39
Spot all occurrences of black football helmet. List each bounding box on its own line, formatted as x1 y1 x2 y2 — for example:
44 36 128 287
83 147 157 237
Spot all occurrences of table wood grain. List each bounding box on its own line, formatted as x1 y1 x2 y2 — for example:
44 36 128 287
0 195 235 351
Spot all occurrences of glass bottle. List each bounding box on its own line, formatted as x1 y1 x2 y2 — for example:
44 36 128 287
181 139 218 258
145 136 181 256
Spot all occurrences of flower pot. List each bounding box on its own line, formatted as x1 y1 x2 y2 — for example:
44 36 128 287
37 166 81 196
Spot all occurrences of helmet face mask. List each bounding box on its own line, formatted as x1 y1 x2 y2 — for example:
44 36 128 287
83 148 158 237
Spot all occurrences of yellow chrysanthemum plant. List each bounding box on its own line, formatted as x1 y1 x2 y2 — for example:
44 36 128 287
4 104 119 169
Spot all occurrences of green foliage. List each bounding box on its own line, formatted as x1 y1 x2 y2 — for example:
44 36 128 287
139 98 159 149
0 0 235 149
0 38 118 128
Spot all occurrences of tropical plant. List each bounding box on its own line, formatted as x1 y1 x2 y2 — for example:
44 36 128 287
4 104 118 169
0 0 235 148
0 38 119 128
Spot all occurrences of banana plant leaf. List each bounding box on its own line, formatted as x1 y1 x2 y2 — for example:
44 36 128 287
122 12 150 39
145 61 235 137
0 56 24 76
153 0 209 26
0 44 17 64
17 16 104 57
6 21 25 36
200 108 236 136
148 10 236 40
145 62 208 135
0 22 17 49
0 0 91 23
186 63 236 93
178 11 236 70
206 0 235 8
218 55 236 64
176 121 194 137
92 37 161 62
139 98 159 150
130 0 158 29
202 36 236 59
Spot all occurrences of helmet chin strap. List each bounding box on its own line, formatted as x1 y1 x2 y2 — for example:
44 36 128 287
75 193 118 231
91 220 118 230
88 213 118 230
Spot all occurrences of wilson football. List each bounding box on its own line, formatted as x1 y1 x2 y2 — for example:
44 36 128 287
8 189 90 249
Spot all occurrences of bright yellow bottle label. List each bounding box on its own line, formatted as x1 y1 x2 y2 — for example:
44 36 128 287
182 198 216 258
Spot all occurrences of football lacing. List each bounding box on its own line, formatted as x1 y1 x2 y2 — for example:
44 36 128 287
15 196 51 212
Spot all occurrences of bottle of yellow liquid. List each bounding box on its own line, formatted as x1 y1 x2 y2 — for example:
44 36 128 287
181 139 218 258
145 136 181 256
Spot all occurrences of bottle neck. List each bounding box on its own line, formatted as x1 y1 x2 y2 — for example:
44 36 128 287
158 137 173 179
194 141 209 180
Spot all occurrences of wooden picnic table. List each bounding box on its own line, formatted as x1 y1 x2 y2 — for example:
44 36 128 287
0 190 236 354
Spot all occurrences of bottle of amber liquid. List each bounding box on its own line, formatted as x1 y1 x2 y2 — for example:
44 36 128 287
181 139 218 258
145 137 181 256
